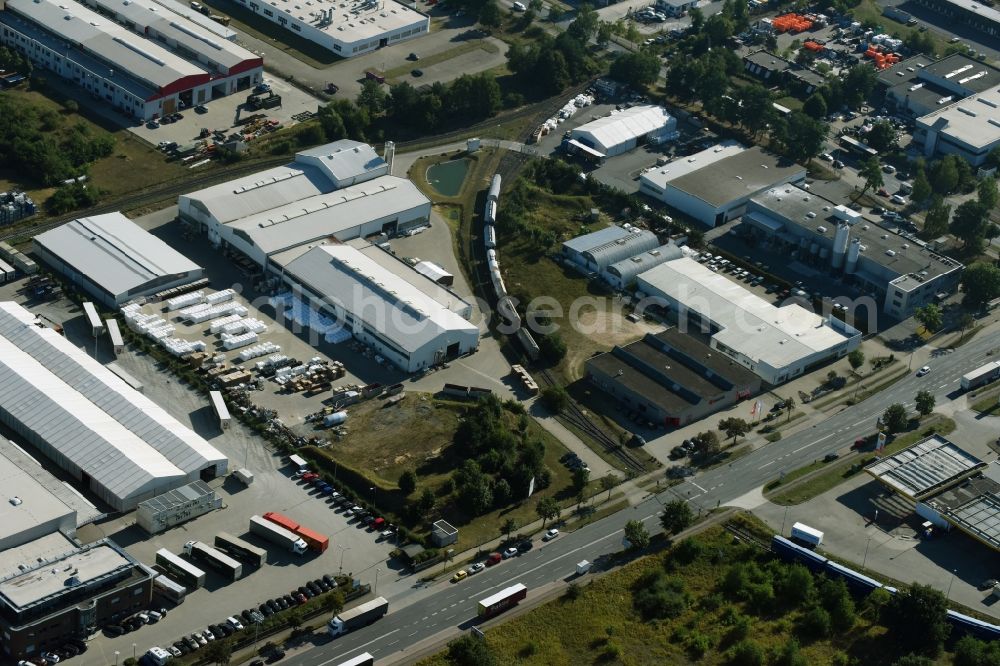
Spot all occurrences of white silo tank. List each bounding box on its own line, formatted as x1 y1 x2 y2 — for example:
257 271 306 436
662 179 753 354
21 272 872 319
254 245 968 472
831 222 850 270
810 242 819 255
845 238 861 274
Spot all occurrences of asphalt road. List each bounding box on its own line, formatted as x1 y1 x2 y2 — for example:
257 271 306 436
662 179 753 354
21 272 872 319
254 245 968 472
284 325 1000 665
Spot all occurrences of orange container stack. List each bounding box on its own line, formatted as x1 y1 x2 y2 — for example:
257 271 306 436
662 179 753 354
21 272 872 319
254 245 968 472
864 45 901 70
803 40 824 52
773 13 814 33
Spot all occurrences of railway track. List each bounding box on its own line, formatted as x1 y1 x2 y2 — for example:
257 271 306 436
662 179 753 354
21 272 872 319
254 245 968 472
723 521 771 551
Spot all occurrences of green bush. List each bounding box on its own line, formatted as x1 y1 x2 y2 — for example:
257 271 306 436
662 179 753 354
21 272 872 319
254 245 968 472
798 605 831 640
728 639 765 666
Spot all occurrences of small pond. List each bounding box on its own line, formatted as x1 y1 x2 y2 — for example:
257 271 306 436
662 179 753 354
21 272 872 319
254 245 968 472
426 158 471 197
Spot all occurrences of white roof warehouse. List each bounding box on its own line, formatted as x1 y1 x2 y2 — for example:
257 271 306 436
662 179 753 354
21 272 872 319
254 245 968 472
283 244 479 373
34 212 204 307
637 257 860 385
0 302 227 511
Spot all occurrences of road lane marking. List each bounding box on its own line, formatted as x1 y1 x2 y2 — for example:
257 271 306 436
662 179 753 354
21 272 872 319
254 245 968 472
315 629 399 666
759 460 776 469
691 482 707 493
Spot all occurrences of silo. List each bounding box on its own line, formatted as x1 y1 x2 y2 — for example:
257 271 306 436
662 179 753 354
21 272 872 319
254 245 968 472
845 238 861 274
831 222 850 270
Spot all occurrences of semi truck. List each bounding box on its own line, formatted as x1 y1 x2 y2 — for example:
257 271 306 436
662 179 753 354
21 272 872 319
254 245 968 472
327 597 389 637
183 541 243 581
155 549 206 589
335 654 374 666
477 583 527 619
295 526 330 553
152 575 187 604
215 532 267 568
249 515 308 555
790 522 824 549
961 361 1000 391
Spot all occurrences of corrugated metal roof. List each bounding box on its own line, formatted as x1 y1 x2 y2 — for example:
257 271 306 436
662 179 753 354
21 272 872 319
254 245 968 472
296 141 388 186
570 105 673 152
0 303 226 505
34 212 202 302
563 225 632 254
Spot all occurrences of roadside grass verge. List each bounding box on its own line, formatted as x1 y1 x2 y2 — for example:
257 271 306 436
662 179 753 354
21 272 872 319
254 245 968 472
385 40 501 81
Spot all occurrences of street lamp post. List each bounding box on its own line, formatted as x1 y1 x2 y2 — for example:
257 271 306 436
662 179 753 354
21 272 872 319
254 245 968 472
370 486 376 513
132 643 137 662
337 544 351 574
946 568 958 600
862 535 872 571
114 651 120 666
374 568 381 596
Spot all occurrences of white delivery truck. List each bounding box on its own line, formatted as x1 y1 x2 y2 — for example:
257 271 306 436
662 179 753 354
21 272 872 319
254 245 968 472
790 522 824 548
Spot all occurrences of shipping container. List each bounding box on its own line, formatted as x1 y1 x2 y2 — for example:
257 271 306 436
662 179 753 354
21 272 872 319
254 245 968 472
183 540 243 581
477 583 527 618
155 549 207 588
295 526 329 553
249 515 307 554
210 390 231 429
961 361 1000 391
106 319 124 355
152 574 187 604
790 522 823 548
263 510 300 532
83 302 105 336
215 532 267 567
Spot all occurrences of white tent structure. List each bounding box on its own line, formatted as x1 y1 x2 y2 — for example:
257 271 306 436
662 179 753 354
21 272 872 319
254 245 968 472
569 105 677 156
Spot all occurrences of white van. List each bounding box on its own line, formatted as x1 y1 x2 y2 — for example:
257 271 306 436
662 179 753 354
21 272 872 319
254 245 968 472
146 647 172 666
512 1 526 10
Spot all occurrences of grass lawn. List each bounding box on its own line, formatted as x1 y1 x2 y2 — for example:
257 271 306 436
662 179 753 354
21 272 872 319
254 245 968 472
767 416 956 505
417 514 959 666
851 0 952 56
971 390 1000 415
385 40 500 81
307 394 581 549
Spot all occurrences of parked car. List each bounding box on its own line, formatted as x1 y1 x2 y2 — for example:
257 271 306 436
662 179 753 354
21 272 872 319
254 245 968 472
467 562 485 575
202 627 216 641
543 528 559 541
916 365 931 377
227 616 245 631
502 547 519 559
183 636 200 651
104 625 125 637
451 569 468 583
517 539 534 553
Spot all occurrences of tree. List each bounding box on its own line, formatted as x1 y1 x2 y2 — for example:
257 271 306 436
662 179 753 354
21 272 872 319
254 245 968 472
398 470 417 495
978 176 998 210
356 79 386 115
773 639 807 666
958 312 976 342
623 519 650 550
537 332 567 364
691 430 721 460
950 200 990 251
802 92 827 120
865 121 898 152
921 196 951 238
478 0 502 31
418 486 435 513
567 2 598 41
915 390 935 416
660 499 693 535
930 157 959 194
735 84 774 137
779 111 827 163
857 156 884 199
728 639 765 666
609 51 661 89
600 473 618 501
322 589 345 614
596 21 612 47
798 605 831 638
284 609 303 630
962 262 1000 307
446 634 498 666
718 417 750 445
911 168 932 205
842 63 876 107
784 396 795 422
819 578 856 632
914 303 943 332
883 403 909 434
499 517 518 542
535 496 559 527
539 385 568 413
572 466 590 495
848 349 865 373
882 584 951 655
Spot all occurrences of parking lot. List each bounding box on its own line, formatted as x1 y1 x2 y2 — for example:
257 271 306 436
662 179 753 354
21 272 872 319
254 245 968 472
129 77 322 148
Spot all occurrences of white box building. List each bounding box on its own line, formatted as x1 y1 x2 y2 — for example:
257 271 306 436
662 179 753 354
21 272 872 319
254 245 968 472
568 105 677 157
283 244 479 372
178 141 431 271
0 0 263 120
34 212 204 308
637 257 860 385
230 0 429 57
561 225 661 273
916 84 1000 165
0 302 227 511
639 141 807 227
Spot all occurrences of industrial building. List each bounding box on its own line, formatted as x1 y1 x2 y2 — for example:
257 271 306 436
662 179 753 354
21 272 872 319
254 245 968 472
0 0 263 120
742 185 964 318
136 480 221 534
34 212 204 308
282 243 479 372
866 434 1000 554
561 225 660 273
229 0 429 57
0 301 227 511
639 142 807 227
586 329 760 428
911 0 1000 38
742 50 825 96
636 257 861 385
178 140 431 271
0 533 153 659
0 445 77 550
915 84 1000 165
567 105 677 158
602 243 683 290
877 54 1000 118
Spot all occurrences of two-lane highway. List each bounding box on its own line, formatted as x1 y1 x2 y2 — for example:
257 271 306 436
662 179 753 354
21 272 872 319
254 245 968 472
287 326 999 666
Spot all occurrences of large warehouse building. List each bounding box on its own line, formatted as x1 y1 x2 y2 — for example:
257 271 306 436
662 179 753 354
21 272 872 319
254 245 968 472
877 54 1000 118
0 446 77 550
636 257 861 385
915 84 1000 165
639 142 807 227
0 533 153 659
0 302 227 511
179 140 431 271
229 0 428 57
0 0 263 120
567 105 677 158
282 243 479 372
34 212 204 308
742 185 963 318
562 225 661 273
586 329 760 428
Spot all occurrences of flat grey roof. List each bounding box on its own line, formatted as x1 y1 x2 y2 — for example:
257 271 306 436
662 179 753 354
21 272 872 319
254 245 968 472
666 146 804 207
748 185 962 283
744 50 791 73
0 446 75 544
923 54 1000 94
865 434 986 499
877 55 936 87
916 84 1000 150
938 0 1000 25
0 538 134 610
0 440 102 527
296 141 387 185
0 533 78 581
137 480 214 513
357 244 470 316
35 212 202 300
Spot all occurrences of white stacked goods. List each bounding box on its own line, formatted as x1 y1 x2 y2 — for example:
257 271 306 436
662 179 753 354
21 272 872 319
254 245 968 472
274 366 293 379
137 317 169 333
239 342 281 361
244 318 267 334
187 302 247 324
210 314 242 334
223 332 257 350
166 291 205 311
255 354 288 371
289 364 309 377
206 289 236 305
177 303 211 321
221 319 249 335
325 328 352 344
162 337 206 356
147 325 175 339
121 303 141 317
